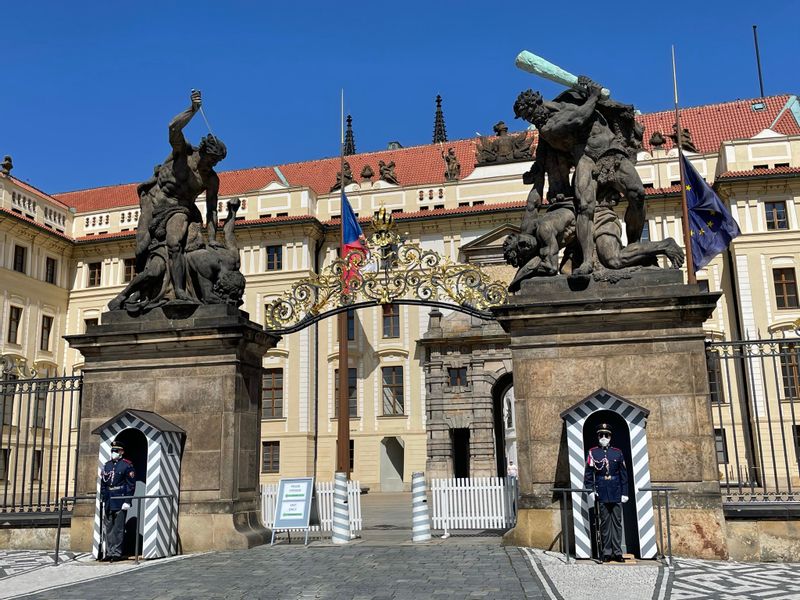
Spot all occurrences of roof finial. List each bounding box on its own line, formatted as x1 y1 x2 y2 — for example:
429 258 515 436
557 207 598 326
432 95 447 144
344 114 356 156
1 155 12 177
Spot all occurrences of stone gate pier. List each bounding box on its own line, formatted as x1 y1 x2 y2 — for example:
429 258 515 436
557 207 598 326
493 269 729 559
67 304 277 553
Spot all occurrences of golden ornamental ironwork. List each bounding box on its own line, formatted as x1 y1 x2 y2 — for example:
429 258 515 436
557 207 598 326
264 209 508 334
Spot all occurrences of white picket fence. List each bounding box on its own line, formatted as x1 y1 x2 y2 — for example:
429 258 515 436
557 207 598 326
261 480 362 535
431 477 518 532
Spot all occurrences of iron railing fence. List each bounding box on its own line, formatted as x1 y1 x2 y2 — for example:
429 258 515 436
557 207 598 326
0 373 83 513
706 338 800 502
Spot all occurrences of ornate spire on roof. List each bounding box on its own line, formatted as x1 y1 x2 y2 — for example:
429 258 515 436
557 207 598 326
343 115 356 156
432 95 447 144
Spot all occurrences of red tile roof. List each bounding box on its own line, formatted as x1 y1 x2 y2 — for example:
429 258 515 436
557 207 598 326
55 182 140 213
638 95 800 154
48 94 800 213
645 184 682 197
278 138 478 196
4 174 71 209
717 166 800 179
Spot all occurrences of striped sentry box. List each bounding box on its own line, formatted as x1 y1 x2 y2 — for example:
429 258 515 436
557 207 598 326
331 472 351 544
561 389 657 559
411 472 431 542
92 410 183 560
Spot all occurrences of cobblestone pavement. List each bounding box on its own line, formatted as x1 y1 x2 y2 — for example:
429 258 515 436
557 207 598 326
525 549 662 600
19 544 545 600
7 544 800 600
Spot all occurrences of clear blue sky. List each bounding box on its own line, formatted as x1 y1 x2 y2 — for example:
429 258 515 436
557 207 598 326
3 1 797 194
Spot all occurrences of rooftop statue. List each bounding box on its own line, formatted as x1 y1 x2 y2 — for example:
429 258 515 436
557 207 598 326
475 121 533 165
108 90 245 313
331 161 355 191
669 123 699 153
504 52 684 290
442 147 461 181
378 160 399 185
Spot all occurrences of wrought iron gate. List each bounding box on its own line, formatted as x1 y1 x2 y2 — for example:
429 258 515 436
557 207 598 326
706 338 800 502
1 371 83 513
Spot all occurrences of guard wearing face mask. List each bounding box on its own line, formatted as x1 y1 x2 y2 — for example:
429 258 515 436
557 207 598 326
99 440 136 561
584 423 629 562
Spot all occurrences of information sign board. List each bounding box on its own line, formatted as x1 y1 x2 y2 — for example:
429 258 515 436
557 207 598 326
270 477 318 545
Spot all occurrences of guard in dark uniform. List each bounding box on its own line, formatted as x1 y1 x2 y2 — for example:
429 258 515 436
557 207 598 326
99 440 136 561
583 423 629 562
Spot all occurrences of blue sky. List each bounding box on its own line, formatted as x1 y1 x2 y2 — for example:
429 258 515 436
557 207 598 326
2 1 797 194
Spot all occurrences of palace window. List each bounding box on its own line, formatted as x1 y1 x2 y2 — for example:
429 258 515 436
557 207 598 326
779 343 800 401
0 448 9 480
773 268 799 309
84 318 98 332
87 262 102 287
765 201 789 230
334 368 357 417
262 368 283 419
336 439 355 471
30 450 42 481
1 374 16 426
714 428 729 464
261 441 279 473
33 389 47 428
697 279 710 293
45 257 58 284
448 367 468 387
266 245 283 271
7 306 22 344
40 315 53 351
382 366 404 415
640 222 651 242
13 245 26 274
123 258 136 283
382 304 400 338
793 425 800 465
707 351 725 404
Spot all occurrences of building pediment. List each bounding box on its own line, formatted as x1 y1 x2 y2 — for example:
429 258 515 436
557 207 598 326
460 223 520 265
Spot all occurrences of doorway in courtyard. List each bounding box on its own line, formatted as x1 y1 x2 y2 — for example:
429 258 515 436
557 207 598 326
380 437 404 492
492 374 515 477
451 428 470 478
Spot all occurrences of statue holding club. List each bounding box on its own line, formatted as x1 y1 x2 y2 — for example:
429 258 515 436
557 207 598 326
504 52 684 289
109 90 246 313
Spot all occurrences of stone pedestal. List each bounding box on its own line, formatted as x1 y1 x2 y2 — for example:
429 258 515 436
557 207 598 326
67 304 278 553
492 269 729 559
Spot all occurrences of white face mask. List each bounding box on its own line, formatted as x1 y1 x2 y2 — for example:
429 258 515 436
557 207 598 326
598 437 610 448
111 451 121 460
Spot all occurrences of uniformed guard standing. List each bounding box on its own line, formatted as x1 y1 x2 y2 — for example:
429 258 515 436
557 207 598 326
99 440 136 561
583 423 629 562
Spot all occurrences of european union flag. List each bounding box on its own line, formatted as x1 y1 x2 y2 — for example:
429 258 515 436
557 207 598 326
681 153 740 271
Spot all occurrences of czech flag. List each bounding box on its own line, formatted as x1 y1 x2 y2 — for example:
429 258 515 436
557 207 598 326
341 192 365 294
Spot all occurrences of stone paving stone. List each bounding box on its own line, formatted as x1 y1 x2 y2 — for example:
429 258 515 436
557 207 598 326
20 544 539 600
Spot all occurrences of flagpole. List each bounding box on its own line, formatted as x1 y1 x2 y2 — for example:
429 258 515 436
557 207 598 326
337 89 351 477
672 45 697 284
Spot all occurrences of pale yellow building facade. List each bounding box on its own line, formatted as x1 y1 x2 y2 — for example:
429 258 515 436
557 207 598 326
1 93 799 497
